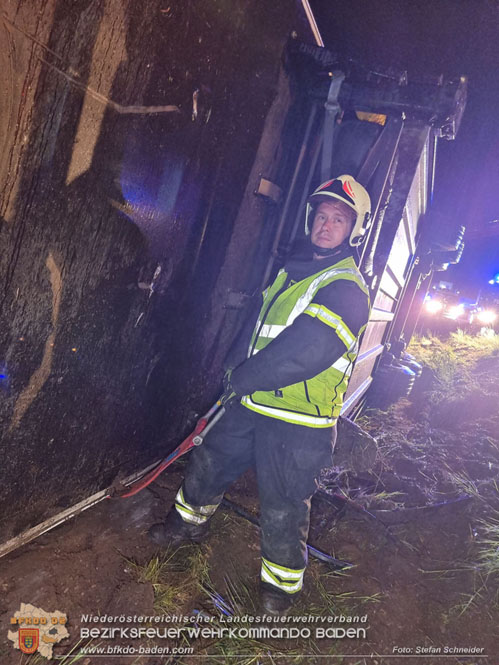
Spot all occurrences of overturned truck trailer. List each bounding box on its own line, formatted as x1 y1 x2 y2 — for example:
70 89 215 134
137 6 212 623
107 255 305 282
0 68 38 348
0 0 465 553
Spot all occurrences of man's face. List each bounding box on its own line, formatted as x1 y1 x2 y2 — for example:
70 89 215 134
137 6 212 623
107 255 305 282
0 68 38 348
310 200 355 252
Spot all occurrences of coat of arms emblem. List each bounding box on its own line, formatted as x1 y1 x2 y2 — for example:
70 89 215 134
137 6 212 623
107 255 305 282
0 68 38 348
19 628 39 654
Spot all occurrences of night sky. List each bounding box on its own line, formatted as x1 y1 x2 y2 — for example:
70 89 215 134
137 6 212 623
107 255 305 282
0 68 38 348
311 0 499 292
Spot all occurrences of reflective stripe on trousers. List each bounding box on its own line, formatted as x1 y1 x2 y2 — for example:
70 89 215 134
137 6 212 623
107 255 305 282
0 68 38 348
261 557 304 594
174 487 220 525
178 404 336 595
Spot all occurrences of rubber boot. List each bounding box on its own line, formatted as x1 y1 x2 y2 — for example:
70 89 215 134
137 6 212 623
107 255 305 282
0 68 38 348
259 582 299 616
148 509 209 548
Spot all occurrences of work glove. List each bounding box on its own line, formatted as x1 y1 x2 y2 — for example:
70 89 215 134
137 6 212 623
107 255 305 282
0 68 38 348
219 368 240 408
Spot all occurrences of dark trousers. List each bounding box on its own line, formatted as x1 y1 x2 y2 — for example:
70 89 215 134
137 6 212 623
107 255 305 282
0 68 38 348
181 402 336 571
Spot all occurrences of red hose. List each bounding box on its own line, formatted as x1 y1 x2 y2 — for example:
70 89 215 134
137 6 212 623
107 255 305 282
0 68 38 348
115 402 221 499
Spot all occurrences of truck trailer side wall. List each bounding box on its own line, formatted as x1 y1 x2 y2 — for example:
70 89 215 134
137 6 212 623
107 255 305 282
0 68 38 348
0 0 297 543
0 2 465 549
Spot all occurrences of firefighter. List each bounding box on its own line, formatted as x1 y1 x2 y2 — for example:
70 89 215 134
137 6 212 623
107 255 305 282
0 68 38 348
149 175 371 614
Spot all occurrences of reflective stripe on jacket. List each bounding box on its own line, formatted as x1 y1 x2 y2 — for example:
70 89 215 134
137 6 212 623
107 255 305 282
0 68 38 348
241 255 369 428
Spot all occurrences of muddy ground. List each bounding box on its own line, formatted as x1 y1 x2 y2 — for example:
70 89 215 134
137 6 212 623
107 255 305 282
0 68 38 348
1 332 498 665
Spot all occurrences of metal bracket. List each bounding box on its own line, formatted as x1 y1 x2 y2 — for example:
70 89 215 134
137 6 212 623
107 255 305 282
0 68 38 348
254 176 282 204
321 71 345 182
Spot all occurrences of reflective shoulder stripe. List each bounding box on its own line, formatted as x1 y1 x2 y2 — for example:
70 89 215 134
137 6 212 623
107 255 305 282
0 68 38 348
287 267 366 325
304 303 356 348
241 395 335 428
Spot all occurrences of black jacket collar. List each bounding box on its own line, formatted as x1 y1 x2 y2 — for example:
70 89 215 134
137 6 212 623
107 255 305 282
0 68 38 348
285 243 355 282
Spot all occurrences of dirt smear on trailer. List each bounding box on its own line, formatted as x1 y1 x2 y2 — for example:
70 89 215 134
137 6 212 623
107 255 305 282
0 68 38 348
1 332 498 664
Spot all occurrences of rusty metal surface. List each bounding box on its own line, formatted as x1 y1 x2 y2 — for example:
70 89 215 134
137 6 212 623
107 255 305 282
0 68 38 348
0 0 296 542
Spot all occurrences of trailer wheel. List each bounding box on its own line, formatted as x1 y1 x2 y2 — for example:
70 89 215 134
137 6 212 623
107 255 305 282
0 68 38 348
367 364 416 410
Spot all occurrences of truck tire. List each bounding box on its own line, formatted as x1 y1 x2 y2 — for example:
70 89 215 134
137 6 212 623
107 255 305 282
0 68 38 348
367 364 416 409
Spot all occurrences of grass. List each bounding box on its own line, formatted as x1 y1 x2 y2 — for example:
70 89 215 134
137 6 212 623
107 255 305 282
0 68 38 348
124 546 192 613
123 547 316 663
366 490 405 509
305 564 380 618
410 329 499 385
172 556 365 664
307 567 346 616
443 467 482 500
418 565 473 579
434 509 499 620
186 546 212 586
184 566 307 665
445 568 496 620
355 330 499 630
19 655 46 665
131 329 499 657
476 511 499 577
222 568 258 615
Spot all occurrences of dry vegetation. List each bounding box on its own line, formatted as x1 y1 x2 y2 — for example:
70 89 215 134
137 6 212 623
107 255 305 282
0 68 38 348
144 331 499 662
13 330 499 665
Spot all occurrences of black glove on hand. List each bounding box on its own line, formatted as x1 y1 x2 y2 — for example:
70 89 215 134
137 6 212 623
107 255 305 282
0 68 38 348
219 369 239 408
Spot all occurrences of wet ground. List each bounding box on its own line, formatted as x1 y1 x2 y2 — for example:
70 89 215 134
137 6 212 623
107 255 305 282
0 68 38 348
1 333 498 665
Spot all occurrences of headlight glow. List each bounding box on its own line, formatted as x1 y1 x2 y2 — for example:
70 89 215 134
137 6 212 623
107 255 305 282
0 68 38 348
477 309 497 324
447 304 464 320
425 299 443 314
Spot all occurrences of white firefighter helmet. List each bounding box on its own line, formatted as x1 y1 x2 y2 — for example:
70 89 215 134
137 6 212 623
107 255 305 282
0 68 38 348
305 175 372 247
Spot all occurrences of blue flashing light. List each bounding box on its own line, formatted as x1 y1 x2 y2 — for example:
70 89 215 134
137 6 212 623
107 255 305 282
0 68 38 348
0 367 10 391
